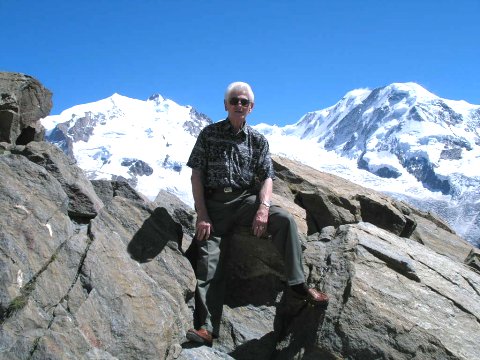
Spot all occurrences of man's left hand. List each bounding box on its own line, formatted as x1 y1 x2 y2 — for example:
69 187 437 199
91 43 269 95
252 206 269 237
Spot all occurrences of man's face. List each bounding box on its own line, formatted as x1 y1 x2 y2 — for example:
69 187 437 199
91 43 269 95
224 91 254 124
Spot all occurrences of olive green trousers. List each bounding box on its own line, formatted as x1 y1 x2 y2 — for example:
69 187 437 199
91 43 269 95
194 190 305 335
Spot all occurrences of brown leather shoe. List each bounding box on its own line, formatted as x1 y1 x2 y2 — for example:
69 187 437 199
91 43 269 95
186 328 213 346
290 286 329 308
306 288 329 306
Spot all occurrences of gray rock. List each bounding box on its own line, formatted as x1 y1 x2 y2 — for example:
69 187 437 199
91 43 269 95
70 197 195 359
317 226 336 242
177 346 234 360
11 141 104 219
0 154 72 311
91 179 147 205
0 72 51 144
357 233 420 282
154 189 196 242
465 248 480 272
274 156 417 237
305 222 480 360
0 173 196 359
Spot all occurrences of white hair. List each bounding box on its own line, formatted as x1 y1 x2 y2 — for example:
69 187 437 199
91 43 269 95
224 82 255 103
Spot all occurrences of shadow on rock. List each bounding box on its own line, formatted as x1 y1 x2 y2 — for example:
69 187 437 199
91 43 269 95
127 207 183 263
223 293 328 360
180 341 207 350
229 332 277 360
270 293 327 360
225 275 285 308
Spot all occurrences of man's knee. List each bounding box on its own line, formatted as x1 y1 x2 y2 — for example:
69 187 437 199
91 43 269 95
271 207 295 224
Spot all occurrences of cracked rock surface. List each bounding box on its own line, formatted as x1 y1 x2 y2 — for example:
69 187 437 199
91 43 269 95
0 143 196 359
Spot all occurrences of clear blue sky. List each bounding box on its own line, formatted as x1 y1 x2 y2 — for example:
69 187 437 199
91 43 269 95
2 0 479 126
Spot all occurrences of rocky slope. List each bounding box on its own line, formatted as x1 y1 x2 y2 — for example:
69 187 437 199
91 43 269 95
1 72 479 359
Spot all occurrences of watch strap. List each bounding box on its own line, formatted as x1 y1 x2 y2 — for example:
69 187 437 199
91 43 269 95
260 200 271 208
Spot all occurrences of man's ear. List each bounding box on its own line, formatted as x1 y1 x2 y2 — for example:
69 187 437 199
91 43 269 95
249 102 254 112
224 100 228 111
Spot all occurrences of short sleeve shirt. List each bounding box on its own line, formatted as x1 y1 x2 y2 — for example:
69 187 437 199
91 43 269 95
187 119 275 189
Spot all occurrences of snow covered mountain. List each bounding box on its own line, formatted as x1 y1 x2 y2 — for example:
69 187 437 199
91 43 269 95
43 93 211 204
256 83 480 246
42 83 480 247
276 83 479 190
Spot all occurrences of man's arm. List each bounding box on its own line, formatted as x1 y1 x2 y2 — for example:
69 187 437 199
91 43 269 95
191 168 213 240
252 177 273 237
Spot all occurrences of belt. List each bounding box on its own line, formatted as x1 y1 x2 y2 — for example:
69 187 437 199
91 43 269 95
205 187 249 196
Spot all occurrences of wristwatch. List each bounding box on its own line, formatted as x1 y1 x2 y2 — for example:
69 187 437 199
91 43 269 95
260 200 271 208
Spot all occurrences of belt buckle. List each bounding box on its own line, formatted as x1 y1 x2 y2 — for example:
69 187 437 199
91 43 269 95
224 187 232 193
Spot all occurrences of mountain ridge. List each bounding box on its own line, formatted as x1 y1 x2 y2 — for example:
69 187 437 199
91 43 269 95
42 82 480 246
44 92 212 203
257 82 480 246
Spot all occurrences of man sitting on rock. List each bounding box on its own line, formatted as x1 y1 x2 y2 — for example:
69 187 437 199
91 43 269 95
185 81 329 346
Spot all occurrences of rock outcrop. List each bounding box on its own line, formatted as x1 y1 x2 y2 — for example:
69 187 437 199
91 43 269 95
0 142 196 360
0 72 51 144
1 75 479 359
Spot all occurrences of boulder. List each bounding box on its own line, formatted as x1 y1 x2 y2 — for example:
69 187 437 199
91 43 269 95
213 220 479 360
272 156 474 262
282 222 480 359
0 72 52 144
154 189 197 239
465 248 480 272
91 179 147 205
0 149 196 359
10 141 104 219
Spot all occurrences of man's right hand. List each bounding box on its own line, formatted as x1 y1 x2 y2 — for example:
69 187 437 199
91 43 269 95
190 169 212 241
195 215 213 241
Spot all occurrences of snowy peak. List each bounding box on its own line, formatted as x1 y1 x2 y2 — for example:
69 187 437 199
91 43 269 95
290 87 371 140
288 83 480 169
147 93 165 103
45 92 212 140
255 82 480 245
43 93 212 204
383 82 437 102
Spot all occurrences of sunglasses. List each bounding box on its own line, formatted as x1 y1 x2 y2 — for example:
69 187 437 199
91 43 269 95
229 97 250 106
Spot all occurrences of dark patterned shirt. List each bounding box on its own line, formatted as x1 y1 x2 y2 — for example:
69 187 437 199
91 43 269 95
187 119 275 189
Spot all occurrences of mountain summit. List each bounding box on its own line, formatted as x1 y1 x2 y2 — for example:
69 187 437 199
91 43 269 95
286 82 480 194
44 93 211 204
257 82 480 246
